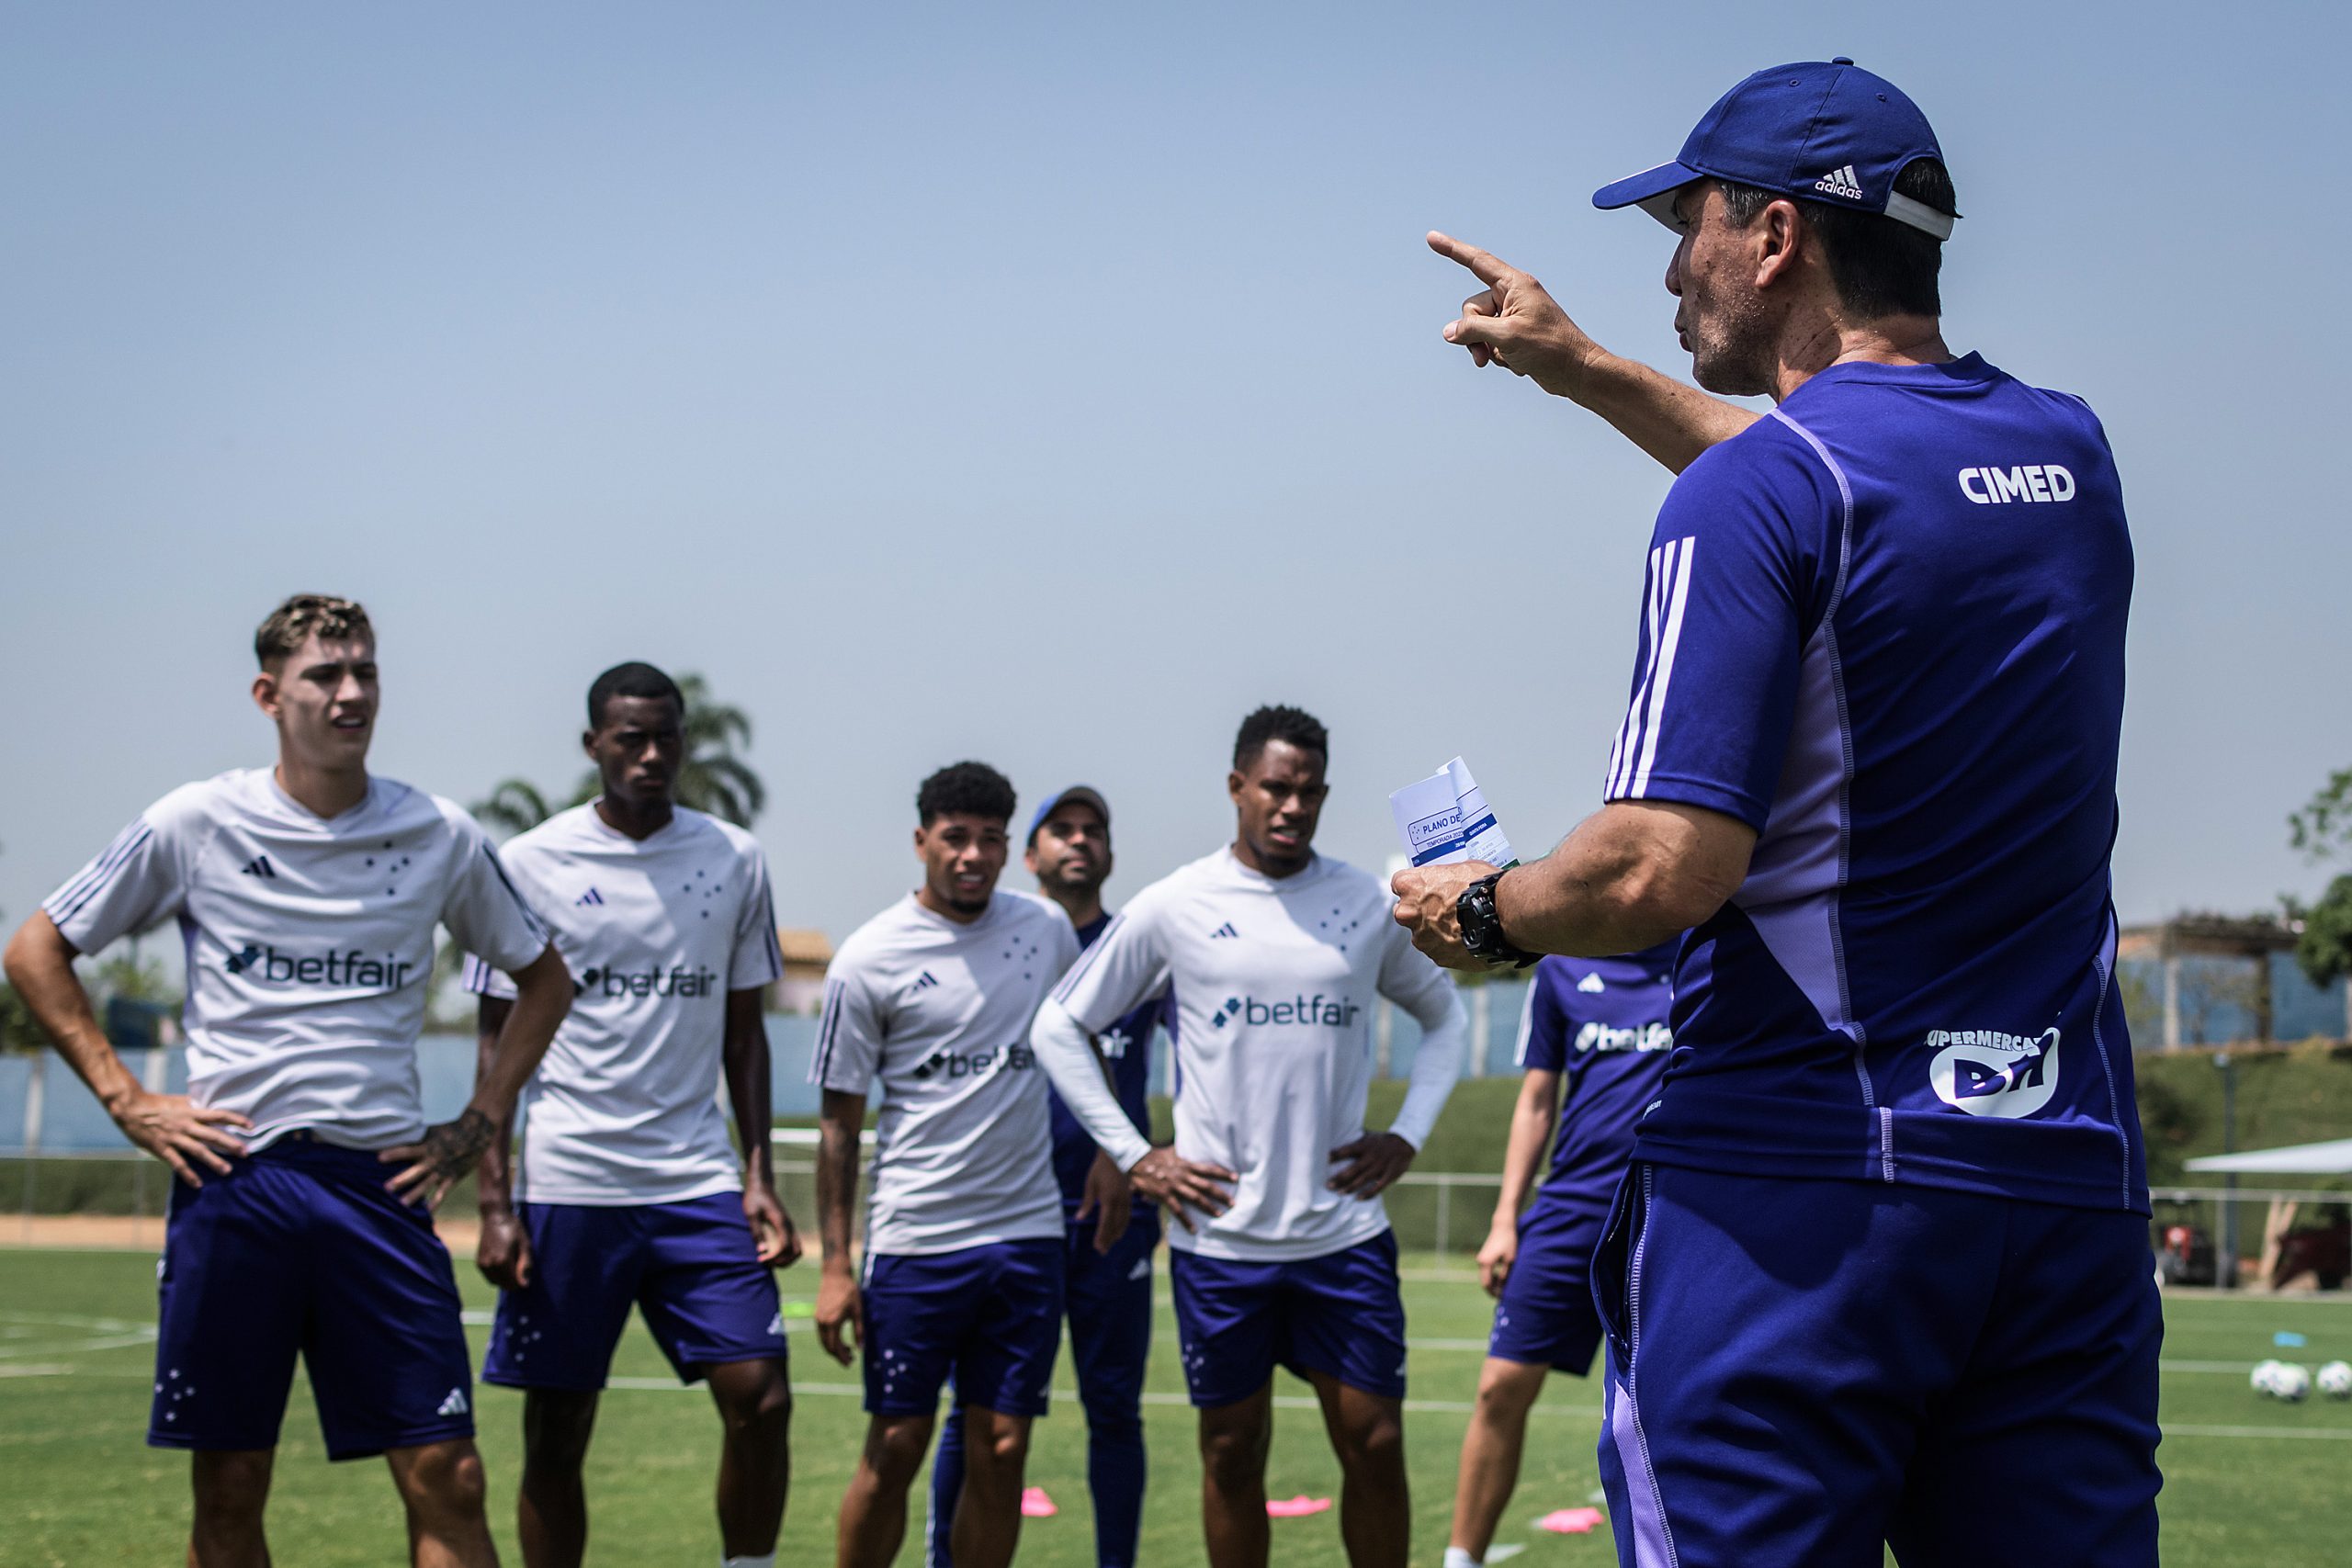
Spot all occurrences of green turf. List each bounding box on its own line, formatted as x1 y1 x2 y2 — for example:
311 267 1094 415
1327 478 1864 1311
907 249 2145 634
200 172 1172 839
4 1250 2350 1566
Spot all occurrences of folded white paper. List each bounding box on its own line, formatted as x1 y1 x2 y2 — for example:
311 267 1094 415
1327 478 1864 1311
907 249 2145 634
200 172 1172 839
1389 756 1517 869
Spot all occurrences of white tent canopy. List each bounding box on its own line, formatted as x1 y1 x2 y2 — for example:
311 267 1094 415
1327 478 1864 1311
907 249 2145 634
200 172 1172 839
2185 1138 2352 1176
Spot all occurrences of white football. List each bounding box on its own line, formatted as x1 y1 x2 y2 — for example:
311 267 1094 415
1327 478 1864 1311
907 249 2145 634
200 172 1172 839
2273 1362 2312 1403
2316 1360 2352 1399
2252 1359 2283 1396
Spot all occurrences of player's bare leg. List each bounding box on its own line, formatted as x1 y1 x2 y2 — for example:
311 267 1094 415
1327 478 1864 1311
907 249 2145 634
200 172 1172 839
514 1389 599 1568
1447 1357 1549 1562
706 1357 793 1560
1197 1382 1273 1568
188 1448 275 1568
834 1412 934 1568
385 1438 498 1568
949 1404 1035 1568
1308 1370 1408 1568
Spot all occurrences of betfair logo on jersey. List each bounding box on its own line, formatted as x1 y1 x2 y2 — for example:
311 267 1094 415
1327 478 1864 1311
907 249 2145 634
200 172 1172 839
910 1043 1035 1080
574 964 718 999
1207 994 1363 1029
1957 464 2076 505
1573 1021 1672 1054
223 943 417 990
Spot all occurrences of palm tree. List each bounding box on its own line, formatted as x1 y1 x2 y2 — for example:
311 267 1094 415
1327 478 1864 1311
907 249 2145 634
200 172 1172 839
471 673 766 834
473 777 558 840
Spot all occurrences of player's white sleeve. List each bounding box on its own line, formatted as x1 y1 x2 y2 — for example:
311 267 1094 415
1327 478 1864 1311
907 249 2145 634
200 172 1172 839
727 842 786 992
1376 929 1465 1151
1049 900 1170 1033
1031 997 1153 1171
42 795 198 953
440 814 553 975
809 964 884 1096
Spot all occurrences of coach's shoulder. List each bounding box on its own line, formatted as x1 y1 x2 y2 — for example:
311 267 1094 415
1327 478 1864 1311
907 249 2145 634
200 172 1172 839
1662 415 1838 528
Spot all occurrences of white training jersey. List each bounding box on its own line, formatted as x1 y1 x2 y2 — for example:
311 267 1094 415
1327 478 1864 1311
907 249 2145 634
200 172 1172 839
1051 847 1458 1261
462 804 784 1206
812 891 1080 1256
42 768 549 1152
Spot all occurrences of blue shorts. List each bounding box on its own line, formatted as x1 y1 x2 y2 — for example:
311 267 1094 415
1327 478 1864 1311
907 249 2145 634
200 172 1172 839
862 1237 1063 1417
1594 1163 2162 1568
151 1136 475 1461
1488 1190 1606 1375
482 1192 786 1391
1169 1230 1407 1407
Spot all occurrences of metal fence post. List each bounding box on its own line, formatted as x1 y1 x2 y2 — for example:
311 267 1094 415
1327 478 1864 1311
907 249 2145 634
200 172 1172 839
1436 1178 1451 1257
21 1051 48 1244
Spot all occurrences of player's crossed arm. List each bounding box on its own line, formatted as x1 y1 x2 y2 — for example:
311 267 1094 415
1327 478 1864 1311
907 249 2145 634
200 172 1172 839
1429 230 1761 474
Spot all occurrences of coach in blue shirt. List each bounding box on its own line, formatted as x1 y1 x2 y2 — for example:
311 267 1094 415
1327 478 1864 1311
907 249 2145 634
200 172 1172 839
1396 60 2158 1568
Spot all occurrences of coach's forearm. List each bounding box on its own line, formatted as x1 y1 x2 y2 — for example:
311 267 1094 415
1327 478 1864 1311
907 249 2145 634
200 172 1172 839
1031 998 1152 1170
469 945 571 1122
1498 802 1754 957
1389 988 1466 1150
815 1090 865 1271
2 914 138 1109
1571 351 1762 475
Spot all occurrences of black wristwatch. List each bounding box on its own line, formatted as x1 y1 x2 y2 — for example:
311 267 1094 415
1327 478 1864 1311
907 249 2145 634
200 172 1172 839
1456 870 1539 967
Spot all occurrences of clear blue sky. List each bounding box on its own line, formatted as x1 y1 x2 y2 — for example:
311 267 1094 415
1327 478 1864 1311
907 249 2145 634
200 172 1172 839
4 2 2346 949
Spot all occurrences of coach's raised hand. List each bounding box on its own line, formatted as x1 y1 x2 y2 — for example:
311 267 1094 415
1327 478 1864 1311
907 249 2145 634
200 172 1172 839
1430 231 1606 395
1428 229 1758 474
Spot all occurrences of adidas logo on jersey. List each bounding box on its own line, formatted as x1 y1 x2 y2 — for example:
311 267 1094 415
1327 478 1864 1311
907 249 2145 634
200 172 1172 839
907 970 941 996
435 1387 470 1417
239 855 277 878
1813 164 1865 200
575 887 605 907
1209 922 1239 940
1957 465 2077 505
1577 972 1607 994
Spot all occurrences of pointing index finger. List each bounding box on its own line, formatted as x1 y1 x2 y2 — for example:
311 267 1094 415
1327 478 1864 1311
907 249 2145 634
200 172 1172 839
1427 231 1514 288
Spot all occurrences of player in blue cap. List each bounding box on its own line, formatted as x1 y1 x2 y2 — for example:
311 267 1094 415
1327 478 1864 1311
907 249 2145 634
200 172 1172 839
926 784 1163 1568
1400 58 2158 1568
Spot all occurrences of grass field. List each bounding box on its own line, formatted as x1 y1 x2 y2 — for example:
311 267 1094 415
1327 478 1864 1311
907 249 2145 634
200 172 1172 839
4 1248 2350 1566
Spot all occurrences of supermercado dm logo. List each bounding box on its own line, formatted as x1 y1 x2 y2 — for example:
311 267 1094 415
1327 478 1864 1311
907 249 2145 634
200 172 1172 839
1927 1026 2059 1118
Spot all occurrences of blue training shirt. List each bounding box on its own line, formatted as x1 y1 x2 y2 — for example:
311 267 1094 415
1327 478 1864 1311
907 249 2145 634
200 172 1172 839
1047 911 1161 1215
1517 944 1677 1209
1603 353 2145 1213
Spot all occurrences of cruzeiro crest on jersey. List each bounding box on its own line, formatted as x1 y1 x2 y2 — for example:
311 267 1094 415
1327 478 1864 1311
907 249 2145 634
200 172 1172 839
1927 1026 2059 1119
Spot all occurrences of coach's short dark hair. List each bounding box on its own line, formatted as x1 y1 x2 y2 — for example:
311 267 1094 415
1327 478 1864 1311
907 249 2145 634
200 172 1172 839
1717 157 1956 319
1233 705 1329 771
917 761 1017 826
586 661 684 728
254 593 372 669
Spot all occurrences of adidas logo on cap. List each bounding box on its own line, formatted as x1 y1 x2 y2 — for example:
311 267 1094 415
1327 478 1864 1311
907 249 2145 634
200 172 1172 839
1813 164 1865 200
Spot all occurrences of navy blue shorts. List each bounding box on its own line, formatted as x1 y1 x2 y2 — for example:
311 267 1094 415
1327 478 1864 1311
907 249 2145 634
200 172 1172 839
1594 1163 2162 1568
861 1237 1063 1417
1488 1190 1606 1375
150 1136 475 1461
482 1192 786 1391
1169 1230 1407 1407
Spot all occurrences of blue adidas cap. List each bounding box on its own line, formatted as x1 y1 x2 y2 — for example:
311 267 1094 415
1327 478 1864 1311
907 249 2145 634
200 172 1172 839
1027 784 1109 843
1593 58 1956 240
